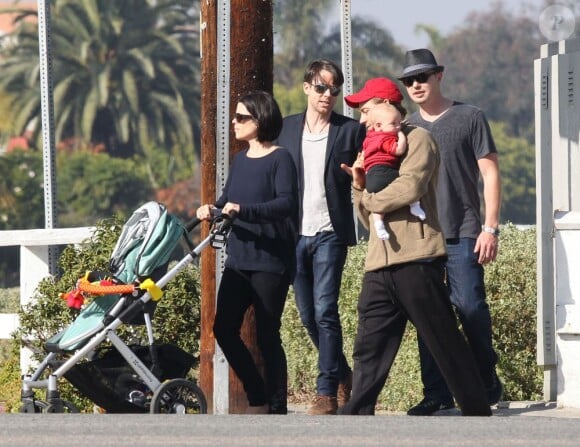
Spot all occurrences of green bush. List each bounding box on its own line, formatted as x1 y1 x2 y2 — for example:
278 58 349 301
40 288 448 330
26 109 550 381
1 222 541 412
485 224 542 401
4 216 200 412
282 223 542 410
0 355 21 411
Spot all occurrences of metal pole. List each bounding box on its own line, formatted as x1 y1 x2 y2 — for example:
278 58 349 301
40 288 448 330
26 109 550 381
37 0 58 274
339 0 360 240
340 0 353 118
534 43 557 402
213 0 231 416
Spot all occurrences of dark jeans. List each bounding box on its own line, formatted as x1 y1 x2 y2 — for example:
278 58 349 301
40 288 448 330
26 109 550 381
213 268 289 409
340 261 490 416
293 231 351 396
418 237 499 403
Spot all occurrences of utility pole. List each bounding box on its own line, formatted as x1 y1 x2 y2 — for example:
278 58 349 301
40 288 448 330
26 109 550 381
199 0 273 414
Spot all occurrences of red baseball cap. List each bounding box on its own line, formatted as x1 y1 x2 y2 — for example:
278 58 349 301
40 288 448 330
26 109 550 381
344 77 403 108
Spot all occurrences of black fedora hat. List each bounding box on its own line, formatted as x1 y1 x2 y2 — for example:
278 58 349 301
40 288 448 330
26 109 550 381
398 49 444 80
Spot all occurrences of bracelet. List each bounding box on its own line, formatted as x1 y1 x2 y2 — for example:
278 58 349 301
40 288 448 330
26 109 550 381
482 226 500 237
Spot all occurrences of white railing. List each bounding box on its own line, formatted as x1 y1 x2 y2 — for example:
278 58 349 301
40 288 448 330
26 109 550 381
0 227 93 370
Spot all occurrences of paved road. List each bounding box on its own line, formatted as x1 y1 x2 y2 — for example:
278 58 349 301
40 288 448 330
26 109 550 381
1 403 580 447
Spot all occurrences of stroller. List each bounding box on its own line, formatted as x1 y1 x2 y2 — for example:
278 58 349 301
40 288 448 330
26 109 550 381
20 201 233 414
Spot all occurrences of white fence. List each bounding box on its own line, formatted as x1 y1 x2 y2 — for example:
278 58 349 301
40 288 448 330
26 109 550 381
0 227 93 369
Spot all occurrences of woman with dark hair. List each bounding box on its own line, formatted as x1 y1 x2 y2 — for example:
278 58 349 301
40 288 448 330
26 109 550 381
196 90 298 414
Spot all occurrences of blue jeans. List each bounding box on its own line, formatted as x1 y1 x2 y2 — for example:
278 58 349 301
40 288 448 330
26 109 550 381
293 231 351 396
418 238 498 403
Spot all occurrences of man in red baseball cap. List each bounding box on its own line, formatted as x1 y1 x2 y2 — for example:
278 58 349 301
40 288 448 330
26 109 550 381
338 78 491 417
344 77 403 109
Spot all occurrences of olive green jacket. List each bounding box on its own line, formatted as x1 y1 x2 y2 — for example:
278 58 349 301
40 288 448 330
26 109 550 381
354 124 447 271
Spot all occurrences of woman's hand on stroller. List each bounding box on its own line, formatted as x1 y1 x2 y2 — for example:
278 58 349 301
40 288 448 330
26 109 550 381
222 202 240 217
196 204 217 221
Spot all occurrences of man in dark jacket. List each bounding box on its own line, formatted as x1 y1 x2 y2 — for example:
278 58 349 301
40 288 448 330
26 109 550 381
276 59 365 415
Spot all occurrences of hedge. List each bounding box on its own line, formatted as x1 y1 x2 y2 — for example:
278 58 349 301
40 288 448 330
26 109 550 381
0 222 541 412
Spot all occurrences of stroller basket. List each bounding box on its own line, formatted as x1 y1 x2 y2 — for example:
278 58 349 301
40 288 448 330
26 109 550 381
63 344 196 413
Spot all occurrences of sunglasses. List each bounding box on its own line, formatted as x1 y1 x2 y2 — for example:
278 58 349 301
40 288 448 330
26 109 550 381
400 71 437 87
311 83 341 97
234 113 254 123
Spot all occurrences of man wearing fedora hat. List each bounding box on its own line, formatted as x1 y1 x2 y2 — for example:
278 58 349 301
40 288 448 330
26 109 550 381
398 48 503 416
337 77 491 417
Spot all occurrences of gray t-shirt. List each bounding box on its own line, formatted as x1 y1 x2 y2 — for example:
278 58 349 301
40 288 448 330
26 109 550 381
406 102 497 239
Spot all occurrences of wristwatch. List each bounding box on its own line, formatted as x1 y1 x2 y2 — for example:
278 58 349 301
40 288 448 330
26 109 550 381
482 226 500 237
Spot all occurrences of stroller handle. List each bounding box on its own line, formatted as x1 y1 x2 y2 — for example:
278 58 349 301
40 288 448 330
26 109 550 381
184 217 202 232
184 208 234 233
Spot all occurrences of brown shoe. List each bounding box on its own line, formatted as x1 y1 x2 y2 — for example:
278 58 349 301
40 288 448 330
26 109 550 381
306 395 338 415
337 371 353 408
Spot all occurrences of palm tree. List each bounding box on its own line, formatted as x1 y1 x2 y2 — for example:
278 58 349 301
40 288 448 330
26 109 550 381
0 0 200 160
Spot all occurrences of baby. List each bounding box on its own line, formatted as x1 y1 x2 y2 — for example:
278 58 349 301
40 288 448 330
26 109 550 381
363 102 426 240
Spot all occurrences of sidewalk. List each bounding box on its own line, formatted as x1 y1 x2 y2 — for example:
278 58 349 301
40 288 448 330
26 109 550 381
494 401 580 418
289 401 580 418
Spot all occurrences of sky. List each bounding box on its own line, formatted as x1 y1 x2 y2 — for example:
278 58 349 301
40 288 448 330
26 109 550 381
344 0 559 50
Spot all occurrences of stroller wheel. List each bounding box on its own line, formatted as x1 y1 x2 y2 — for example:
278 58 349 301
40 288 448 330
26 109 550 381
150 379 207 414
45 400 80 413
20 399 79 413
19 400 45 413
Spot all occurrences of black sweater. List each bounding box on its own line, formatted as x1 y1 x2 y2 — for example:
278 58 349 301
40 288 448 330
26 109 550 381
215 147 298 276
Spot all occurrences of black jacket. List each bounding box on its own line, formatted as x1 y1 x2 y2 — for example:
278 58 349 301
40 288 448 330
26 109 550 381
276 111 365 246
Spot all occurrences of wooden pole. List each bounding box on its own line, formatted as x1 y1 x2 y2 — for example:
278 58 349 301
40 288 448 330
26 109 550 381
199 0 218 414
200 0 273 414
227 0 273 414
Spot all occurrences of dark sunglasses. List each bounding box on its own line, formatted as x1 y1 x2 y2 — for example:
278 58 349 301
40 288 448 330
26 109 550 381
311 83 341 97
400 71 437 87
234 113 254 123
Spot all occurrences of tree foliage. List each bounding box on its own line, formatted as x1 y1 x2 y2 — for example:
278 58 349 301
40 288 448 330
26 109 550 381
0 1 556 254
273 2 405 94
491 121 536 224
0 0 200 162
0 148 152 230
320 17 405 89
56 151 153 226
433 3 544 140
273 0 334 86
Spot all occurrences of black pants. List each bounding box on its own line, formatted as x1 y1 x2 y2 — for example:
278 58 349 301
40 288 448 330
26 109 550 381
213 268 289 410
365 165 399 193
339 260 491 416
